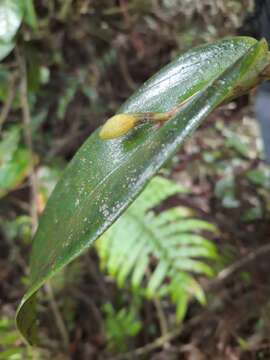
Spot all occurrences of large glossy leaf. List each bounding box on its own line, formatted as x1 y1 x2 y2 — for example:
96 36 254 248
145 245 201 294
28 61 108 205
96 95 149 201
16 37 270 344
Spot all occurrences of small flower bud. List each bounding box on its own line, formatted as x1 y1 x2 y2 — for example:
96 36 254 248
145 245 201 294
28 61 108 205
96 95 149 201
99 114 138 140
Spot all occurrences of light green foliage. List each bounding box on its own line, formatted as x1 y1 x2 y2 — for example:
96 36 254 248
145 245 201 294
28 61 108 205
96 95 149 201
0 41 14 62
23 0 37 29
241 206 263 222
0 0 22 60
97 176 218 320
217 122 252 159
56 66 112 120
0 0 37 61
246 168 270 189
0 0 23 43
214 176 240 208
0 317 38 360
226 133 250 158
103 303 141 352
2 215 32 244
0 127 31 197
200 116 270 218
0 126 20 162
37 165 62 204
57 78 80 120
0 68 15 104
206 119 263 209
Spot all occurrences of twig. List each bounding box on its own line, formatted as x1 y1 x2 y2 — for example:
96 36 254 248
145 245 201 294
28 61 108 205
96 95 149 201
69 287 105 338
59 0 73 21
0 71 18 132
16 46 39 232
153 297 169 338
112 327 181 360
118 53 137 91
119 0 131 27
9 196 30 212
110 310 210 360
206 243 270 291
146 268 168 337
85 253 109 297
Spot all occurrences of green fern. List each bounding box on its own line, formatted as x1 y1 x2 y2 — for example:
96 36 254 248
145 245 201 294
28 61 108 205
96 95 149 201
102 303 141 352
96 176 218 320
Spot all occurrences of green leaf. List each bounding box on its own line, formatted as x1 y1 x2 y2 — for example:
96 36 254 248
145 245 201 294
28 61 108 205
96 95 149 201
0 127 31 198
0 148 31 197
214 176 240 208
103 303 141 351
23 0 37 29
16 37 270 344
0 0 24 61
241 206 263 222
0 40 14 61
246 168 270 188
169 273 206 321
0 126 20 163
0 0 23 43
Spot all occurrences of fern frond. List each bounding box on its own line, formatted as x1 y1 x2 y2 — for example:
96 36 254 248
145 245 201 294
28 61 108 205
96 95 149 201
96 176 218 321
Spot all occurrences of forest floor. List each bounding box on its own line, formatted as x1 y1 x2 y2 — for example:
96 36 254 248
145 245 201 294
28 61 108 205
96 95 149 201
2 99 270 360
1 1 269 359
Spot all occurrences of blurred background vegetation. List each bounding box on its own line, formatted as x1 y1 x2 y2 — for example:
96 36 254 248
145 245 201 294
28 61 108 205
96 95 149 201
2 0 270 359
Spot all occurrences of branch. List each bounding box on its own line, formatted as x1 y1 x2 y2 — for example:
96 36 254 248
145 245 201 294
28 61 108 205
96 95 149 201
110 311 209 360
206 243 270 291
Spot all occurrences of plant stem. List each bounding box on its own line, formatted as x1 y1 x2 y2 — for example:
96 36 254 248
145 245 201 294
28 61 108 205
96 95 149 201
44 282 70 348
16 46 38 233
0 71 18 132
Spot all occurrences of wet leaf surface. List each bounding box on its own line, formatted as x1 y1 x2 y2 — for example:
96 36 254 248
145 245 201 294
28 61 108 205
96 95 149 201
16 37 270 344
